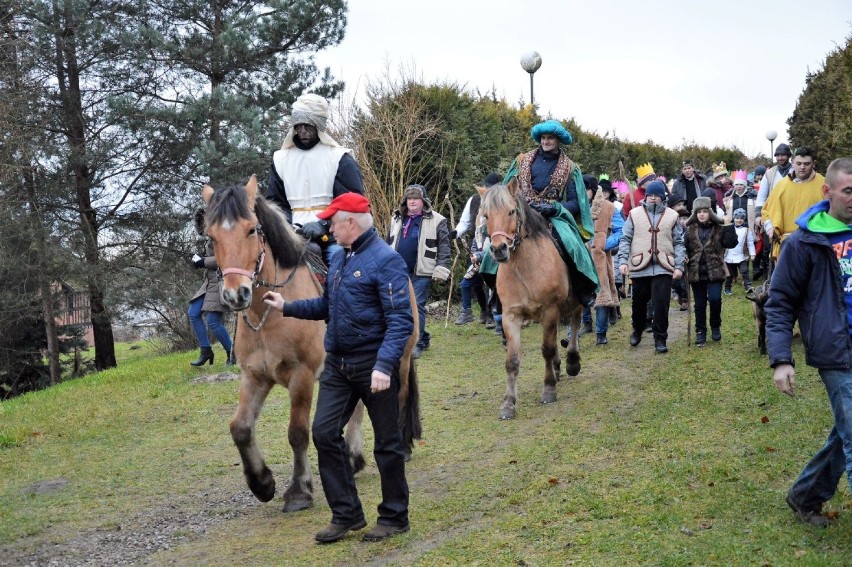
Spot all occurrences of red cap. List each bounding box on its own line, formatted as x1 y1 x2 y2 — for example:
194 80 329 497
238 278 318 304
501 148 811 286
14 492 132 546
316 193 371 220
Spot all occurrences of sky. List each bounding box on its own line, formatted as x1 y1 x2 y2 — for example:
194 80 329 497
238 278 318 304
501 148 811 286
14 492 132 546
315 0 852 158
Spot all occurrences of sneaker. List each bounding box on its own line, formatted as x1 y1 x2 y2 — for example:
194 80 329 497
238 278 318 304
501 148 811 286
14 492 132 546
477 311 488 324
786 496 830 528
695 331 706 347
629 332 641 347
579 321 593 336
724 288 733 296
654 339 668 353
363 522 410 542
484 318 496 329
315 519 368 543
455 308 474 325
596 333 608 345
644 322 653 333
711 327 721 341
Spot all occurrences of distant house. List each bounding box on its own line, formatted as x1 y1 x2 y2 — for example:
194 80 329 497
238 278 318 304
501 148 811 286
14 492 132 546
53 281 94 346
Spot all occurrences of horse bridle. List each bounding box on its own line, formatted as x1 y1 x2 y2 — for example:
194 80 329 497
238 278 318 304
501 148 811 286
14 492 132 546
489 206 524 252
217 223 303 331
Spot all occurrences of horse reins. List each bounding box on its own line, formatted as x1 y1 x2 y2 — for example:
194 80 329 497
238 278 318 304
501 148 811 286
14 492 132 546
218 223 304 331
490 206 524 252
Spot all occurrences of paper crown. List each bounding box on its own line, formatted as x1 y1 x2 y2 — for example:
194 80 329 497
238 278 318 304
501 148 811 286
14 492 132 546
712 162 729 178
635 163 655 181
598 173 610 181
732 169 748 183
612 180 631 194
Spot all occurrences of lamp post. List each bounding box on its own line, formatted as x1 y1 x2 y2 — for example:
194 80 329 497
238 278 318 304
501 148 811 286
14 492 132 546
765 130 777 158
520 51 542 106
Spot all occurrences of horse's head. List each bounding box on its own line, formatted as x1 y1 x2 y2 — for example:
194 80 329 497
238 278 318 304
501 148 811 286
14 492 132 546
481 179 525 263
202 175 265 311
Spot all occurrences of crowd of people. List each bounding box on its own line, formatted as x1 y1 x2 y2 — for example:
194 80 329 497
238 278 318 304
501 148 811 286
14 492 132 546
189 92 852 540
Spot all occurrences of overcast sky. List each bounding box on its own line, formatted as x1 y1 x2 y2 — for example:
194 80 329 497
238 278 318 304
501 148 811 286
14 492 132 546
315 0 851 158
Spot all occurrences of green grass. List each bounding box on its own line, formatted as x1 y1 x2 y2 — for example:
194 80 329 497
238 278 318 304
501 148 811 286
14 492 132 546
1 294 850 565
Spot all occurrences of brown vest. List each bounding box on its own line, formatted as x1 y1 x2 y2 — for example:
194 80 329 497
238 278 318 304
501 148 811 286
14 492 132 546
628 206 678 273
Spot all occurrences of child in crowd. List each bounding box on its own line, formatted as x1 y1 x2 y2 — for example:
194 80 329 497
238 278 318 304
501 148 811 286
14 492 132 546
669 196 691 311
724 208 755 294
684 197 738 346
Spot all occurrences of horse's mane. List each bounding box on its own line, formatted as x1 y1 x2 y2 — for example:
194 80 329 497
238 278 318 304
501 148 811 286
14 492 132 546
481 183 553 241
205 184 306 269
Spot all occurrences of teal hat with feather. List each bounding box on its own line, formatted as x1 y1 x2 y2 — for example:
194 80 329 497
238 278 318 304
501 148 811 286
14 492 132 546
531 120 573 145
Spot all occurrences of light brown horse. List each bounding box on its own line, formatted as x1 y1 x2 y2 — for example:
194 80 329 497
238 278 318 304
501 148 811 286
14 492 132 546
481 179 583 420
202 176 421 512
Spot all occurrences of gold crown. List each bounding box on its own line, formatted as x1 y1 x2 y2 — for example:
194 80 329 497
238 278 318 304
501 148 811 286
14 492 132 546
636 163 655 180
712 161 728 177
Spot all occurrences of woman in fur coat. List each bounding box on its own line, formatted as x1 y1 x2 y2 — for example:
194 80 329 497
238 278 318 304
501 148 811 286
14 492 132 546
684 197 738 346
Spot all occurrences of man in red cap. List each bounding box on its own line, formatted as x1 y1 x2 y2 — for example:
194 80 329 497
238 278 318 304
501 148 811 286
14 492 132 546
263 192 414 543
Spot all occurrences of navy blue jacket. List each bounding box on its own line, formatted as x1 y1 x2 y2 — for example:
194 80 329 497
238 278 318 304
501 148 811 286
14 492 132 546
765 200 852 370
284 227 414 375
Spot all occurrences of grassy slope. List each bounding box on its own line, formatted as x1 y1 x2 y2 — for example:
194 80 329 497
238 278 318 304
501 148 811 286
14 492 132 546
1 295 850 565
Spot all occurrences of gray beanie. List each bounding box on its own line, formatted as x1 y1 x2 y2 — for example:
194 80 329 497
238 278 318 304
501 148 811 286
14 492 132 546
733 208 747 220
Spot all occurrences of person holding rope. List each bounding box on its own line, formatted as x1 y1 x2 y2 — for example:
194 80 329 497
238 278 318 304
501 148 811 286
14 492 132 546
263 192 414 543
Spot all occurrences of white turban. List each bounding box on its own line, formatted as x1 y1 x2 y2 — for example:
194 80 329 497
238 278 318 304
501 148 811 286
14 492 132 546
281 93 341 149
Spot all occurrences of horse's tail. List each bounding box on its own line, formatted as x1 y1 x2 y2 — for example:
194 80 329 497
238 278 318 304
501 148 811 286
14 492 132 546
400 360 422 452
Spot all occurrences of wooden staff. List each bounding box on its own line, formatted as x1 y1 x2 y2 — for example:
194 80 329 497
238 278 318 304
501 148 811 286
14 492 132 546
444 192 461 327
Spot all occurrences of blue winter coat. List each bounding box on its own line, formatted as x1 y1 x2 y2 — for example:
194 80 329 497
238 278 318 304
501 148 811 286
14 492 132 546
765 200 852 370
284 227 414 375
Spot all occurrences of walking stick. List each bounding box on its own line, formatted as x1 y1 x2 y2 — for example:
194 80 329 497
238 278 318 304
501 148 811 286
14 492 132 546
684 270 692 347
444 193 460 328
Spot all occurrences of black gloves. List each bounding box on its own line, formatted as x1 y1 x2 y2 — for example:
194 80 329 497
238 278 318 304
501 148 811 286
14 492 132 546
448 229 458 240
531 202 558 218
297 221 328 242
192 254 205 268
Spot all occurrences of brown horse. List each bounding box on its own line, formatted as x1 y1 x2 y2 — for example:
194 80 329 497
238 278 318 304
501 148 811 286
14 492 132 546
481 179 583 420
202 176 421 512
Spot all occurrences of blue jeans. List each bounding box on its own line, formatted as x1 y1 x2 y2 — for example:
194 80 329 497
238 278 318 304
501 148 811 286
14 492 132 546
460 272 487 311
188 297 232 351
411 275 431 348
594 306 609 335
690 280 722 332
787 367 852 510
312 355 408 527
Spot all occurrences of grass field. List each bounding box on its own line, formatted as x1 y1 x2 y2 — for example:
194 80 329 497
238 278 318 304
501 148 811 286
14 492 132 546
1 291 850 565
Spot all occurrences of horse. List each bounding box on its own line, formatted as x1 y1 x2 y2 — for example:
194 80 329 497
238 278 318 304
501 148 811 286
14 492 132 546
201 175 421 512
480 179 583 420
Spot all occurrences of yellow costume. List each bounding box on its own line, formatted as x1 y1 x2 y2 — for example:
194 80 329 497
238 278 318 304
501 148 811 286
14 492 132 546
761 172 825 259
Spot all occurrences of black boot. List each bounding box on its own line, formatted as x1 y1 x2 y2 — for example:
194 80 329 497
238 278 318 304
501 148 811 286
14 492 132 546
190 347 214 367
225 350 236 366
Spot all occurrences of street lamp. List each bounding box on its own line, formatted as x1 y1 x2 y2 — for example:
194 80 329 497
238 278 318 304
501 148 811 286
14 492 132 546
520 51 542 106
765 130 777 157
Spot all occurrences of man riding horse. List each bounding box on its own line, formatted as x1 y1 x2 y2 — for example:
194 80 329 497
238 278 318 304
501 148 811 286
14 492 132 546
506 119 599 308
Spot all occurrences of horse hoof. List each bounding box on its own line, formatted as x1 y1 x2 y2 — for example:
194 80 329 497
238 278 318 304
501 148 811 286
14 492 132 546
499 409 516 420
282 498 313 513
566 364 581 377
247 467 276 503
350 453 366 474
541 392 557 404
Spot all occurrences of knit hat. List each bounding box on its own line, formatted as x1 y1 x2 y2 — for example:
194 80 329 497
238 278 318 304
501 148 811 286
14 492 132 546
686 196 723 225
754 165 767 176
531 120 573 144
280 93 341 150
774 143 792 156
733 208 747 220
644 180 666 199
